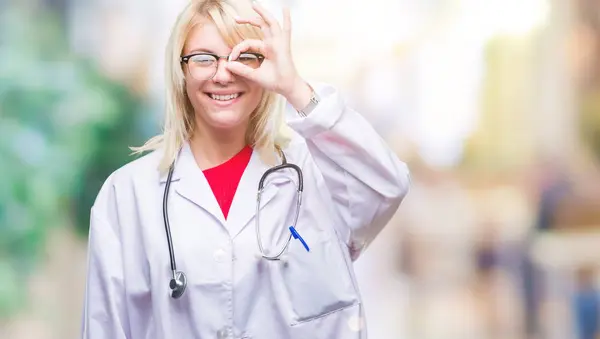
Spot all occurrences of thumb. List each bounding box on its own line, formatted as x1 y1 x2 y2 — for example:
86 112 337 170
225 62 259 82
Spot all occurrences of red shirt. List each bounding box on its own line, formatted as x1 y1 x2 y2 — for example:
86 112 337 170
202 146 253 219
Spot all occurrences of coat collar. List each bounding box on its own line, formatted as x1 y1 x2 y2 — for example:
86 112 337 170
159 142 281 239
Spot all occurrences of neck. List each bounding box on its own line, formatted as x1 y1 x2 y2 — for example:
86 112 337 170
189 121 249 170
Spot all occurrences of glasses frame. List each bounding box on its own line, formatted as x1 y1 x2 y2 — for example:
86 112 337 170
180 52 264 64
180 52 264 80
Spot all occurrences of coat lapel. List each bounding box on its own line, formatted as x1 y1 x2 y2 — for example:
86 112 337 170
227 150 278 239
160 143 226 226
160 144 281 239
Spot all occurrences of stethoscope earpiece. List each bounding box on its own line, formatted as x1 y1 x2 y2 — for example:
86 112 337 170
169 271 187 299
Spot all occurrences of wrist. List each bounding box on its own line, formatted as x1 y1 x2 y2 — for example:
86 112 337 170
283 77 313 112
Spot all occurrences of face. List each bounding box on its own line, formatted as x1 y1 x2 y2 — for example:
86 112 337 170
182 20 263 133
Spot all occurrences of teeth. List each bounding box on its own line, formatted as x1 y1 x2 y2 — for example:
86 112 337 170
210 93 239 101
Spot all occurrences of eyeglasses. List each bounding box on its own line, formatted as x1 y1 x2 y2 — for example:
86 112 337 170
180 52 264 80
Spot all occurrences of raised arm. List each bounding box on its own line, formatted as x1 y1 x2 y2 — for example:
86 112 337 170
287 83 410 260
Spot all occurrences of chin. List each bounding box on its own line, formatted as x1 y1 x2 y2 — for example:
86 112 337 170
195 90 257 130
206 109 248 130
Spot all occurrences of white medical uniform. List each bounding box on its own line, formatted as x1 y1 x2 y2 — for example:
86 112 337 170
81 83 410 339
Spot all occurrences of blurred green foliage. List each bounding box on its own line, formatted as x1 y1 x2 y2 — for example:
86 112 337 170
0 5 148 317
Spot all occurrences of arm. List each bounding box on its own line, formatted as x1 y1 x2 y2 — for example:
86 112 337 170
81 179 129 338
225 1 409 260
286 82 411 261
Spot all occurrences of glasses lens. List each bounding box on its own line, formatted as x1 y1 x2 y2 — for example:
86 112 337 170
188 54 218 80
235 53 262 69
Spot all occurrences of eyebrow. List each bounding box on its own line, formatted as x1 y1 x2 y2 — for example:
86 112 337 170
185 48 216 55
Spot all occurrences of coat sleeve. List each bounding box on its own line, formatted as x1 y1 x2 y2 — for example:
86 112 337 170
81 177 129 338
286 82 410 261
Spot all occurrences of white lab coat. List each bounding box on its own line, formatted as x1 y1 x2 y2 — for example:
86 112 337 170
81 83 410 339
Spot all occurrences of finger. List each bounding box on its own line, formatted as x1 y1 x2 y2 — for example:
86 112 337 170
234 16 263 28
234 16 271 38
229 39 266 61
282 7 291 40
225 62 259 82
252 2 280 32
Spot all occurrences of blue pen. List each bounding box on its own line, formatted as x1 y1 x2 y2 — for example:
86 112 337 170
289 226 310 252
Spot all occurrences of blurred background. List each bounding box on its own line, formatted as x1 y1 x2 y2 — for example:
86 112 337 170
1 0 600 338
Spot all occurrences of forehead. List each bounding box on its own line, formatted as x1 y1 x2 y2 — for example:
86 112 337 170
184 21 229 55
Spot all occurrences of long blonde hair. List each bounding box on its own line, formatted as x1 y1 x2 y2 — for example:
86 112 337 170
132 0 291 173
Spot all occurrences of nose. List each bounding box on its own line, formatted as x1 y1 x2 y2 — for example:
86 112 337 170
212 59 234 84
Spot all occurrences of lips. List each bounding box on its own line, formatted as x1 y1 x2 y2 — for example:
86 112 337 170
204 92 243 106
209 93 240 101
205 91 243 100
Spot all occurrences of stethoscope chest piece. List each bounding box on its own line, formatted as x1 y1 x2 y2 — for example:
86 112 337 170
169 270 187 299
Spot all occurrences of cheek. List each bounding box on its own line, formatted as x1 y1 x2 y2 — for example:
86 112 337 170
185 80 208 103
245 90 263 110
185 84 195 104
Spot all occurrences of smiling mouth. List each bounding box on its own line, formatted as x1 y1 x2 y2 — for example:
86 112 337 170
206 93 243 102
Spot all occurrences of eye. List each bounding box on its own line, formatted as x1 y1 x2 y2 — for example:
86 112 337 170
236 53 263 67
237 53 259 62
189 54 217 65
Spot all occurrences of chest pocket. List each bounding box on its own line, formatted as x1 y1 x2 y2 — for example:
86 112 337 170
262 177 360 326
273 227 359 325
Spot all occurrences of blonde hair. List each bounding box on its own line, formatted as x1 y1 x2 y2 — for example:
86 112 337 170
132 0 291 173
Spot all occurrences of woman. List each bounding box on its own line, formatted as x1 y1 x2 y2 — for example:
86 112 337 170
81 0 410 338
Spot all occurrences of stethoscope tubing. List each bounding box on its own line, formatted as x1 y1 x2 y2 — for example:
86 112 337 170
163 146 304 298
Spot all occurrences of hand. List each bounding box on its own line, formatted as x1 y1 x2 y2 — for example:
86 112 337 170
226 2 312 109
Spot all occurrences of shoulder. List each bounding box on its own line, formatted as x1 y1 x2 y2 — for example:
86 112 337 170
279 127 309 163
92 149 163 210
113 149 163 184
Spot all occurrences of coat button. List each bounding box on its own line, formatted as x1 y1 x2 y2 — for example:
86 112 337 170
348 314 365 332
216 328 231 339
213 248 227 263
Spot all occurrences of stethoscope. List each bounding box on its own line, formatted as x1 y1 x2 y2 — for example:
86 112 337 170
163 146 308 299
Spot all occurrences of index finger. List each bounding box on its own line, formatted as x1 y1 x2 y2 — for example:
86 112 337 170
229 39 266 61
